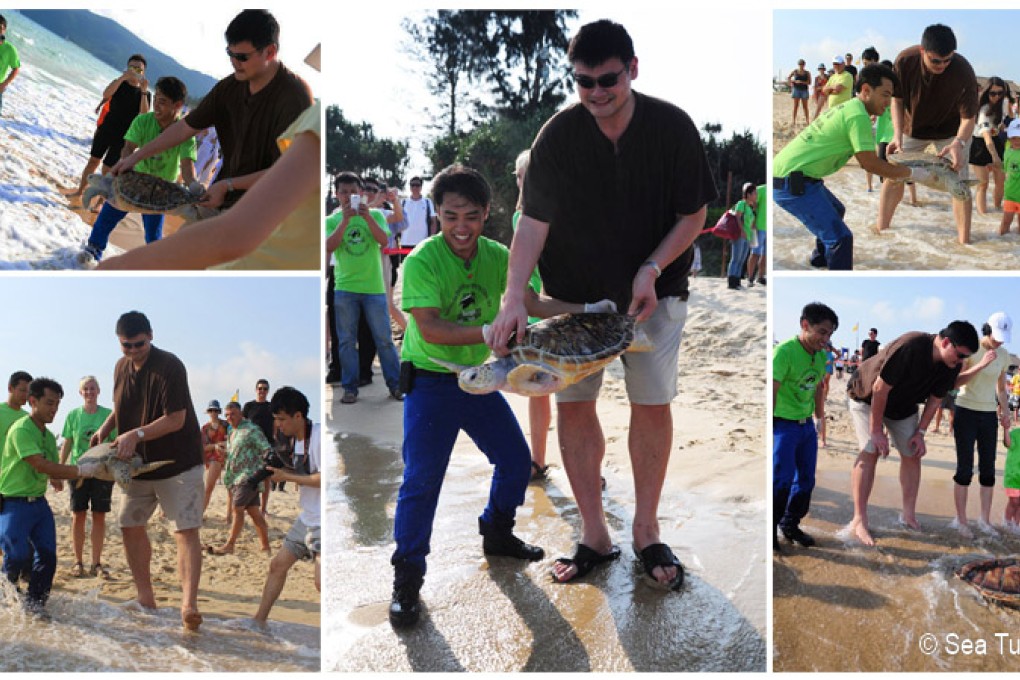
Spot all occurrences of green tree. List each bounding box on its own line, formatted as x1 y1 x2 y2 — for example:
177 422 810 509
325 105 410 187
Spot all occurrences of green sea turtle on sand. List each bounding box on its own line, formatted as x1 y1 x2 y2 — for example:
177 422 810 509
956 557 1020 608
431 312 653 397
888 151 978 201
74 442 172 490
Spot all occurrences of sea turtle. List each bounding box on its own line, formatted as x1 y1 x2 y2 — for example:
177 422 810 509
955 557 1020 608
81 171 206 219
74 442 173 491
431 312 653 397
888 151 978 201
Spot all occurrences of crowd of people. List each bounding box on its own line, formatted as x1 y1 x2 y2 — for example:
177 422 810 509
775 23 1020 269
774 304 1020 550
330 19 715 628
0 312 320 630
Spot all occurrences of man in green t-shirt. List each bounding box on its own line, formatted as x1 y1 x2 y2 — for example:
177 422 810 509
773 303 838 553
0 370 31 443
823 56 854 110
81 76 198 263
325 171 402 404
0 378 100 615
773 63 921 270
0 15 21 117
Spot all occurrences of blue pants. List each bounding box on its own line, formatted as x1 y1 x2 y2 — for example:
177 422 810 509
773 419 818 530
727 237 750 277
953 406 997 487
333 290 401 393
0 498 57 604
391 374 532 576
773 179 853 270
87 203 165 257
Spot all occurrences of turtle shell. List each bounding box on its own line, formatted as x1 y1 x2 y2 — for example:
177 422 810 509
113 171 198 214
510 312 636 378
956 558 1020 607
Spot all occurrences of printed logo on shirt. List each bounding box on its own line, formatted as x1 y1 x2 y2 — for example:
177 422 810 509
342 225 370 256
448 284 494 325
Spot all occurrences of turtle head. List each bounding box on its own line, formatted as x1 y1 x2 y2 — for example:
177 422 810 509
430 358 509 394
82 174 114 210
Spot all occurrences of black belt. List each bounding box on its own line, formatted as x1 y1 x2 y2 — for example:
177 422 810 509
415 367 458 379
773 176 822 189
3 496 45 503
774 416 812 425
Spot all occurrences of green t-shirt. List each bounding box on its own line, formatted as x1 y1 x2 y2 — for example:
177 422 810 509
774 98 875 180
0 417 58 497
1005 426 1020 490
876 108 893 144
826 71 855 109
1004 146 1020 203
326 209 390 294
401 234 508 372
755 184 767 232
61 405 116 465
0 42 20 82
733 199 756 240
0 403 27 443
773 336 826 420
124 112 197 182
512 210 543 323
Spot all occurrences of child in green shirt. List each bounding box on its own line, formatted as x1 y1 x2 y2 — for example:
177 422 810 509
1003 425 1020 532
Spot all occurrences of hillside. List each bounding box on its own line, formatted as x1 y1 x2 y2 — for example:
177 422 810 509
20 9 218 100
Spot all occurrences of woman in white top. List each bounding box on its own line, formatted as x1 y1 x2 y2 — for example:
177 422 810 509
969 77 1012 215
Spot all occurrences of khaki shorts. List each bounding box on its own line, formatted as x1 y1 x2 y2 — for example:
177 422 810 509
847 397 920 458
556 296 687 405
900 134 971 181
284 517 320 561
119 464 204 531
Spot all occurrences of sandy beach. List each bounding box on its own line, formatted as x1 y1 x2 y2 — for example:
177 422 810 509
325 276 767 672
774 371 1020 672
772 92 1020 271
1 472 319 672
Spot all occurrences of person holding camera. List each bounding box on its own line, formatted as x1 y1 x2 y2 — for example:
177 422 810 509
254 387 320 626
207 401 271 556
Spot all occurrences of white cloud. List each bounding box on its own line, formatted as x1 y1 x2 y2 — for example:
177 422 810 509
912 296 946 322
187 341 319 405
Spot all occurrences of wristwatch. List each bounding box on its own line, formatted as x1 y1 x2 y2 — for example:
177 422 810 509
642 260 662 279
136 428 145 441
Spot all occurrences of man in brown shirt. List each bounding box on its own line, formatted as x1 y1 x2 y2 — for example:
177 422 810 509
111 10 312 211
877 24 979 244
94 311 204 631
845 321 979 546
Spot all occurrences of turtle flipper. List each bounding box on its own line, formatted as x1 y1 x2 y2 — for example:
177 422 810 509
506 364 564 397
627 327 655 353
81 174 113 210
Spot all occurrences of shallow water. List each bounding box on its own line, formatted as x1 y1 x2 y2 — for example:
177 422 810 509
0 581 318 672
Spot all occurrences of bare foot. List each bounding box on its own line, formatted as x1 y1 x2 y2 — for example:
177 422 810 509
60 187 82 198
182 608 203 632
850 519 875 546
207 544 234 555
949 517 973 539
898 513 922 531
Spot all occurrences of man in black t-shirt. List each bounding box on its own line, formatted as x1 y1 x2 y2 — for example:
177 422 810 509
65 54 151 201
488 19 717 592
861 328 880 361
243 378 280 496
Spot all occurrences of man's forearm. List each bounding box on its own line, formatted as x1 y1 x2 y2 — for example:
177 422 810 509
134 118 198 164
647 206 708 272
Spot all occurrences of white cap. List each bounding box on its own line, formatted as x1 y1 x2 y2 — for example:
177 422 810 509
832 55 845 65
989 311 1013 343
1007 119 1020 139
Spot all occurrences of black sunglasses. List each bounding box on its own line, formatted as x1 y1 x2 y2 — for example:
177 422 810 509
226 46 262 63
121 340 147 349
572 67 627 90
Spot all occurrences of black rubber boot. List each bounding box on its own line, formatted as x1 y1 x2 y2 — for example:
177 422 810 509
727 276 742 290
479 518 544 561
389 561 424 628
781 525 816 547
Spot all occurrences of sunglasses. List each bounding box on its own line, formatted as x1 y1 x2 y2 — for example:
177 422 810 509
121 340 147 349
990 90 1005 97
572 67 627 90
226 47 263 62
950 342 972 359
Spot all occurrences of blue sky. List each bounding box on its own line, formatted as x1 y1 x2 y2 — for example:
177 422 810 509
774 10 1020 81
773 275 1020 356
0 275 321 434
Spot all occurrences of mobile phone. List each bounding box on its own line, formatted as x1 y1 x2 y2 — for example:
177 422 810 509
350 194 361 210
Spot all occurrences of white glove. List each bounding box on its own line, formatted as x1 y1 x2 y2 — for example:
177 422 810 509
909 166 932 183
584 299 618 313
187 181 206 197
77 461 101 478
481 324 493 344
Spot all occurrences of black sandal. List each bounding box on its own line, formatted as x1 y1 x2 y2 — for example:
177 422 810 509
634 543 685 591
530 461 550 481
552 543 621 583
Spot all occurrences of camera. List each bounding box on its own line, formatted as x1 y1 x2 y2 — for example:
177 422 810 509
242 446 292 490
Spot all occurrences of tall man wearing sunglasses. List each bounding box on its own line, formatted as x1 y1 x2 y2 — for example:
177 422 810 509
112 9 312 211
846 321 980 546
488 20 716 590
94 311 205 631
877 24 979 245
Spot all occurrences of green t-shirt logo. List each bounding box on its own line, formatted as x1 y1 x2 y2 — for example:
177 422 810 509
796 370 820 394
451 284 492 325
343 226 370 256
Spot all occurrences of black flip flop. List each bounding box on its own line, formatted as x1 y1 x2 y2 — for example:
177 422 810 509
634 543 684 591
552 543 621 583
530 461 550 481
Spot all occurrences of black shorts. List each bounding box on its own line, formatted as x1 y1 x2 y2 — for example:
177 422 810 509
90 124 127 168
969 135 1006 167
229 483 260 509
69 478 115 513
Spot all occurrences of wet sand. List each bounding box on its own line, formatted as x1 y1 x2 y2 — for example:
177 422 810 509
774 374 1020 672
1 473 320 671
772 92 1020 271
325 277 767 672
63 192 184 255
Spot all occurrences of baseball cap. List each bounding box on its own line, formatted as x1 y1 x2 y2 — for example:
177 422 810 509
833 55 845 65
818 63 826 70
1008 120 1020 138
989 311 1013 343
